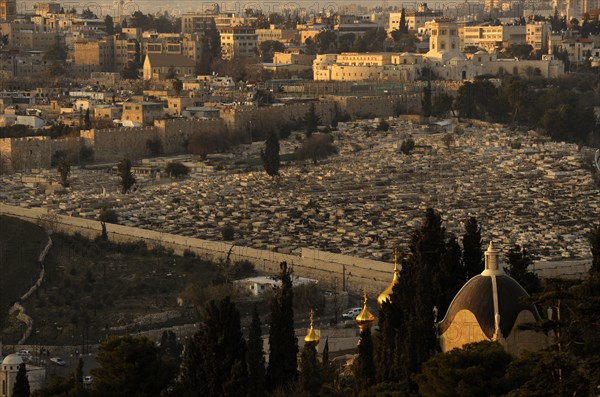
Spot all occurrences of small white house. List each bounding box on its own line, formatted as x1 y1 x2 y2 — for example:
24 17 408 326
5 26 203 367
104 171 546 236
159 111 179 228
235 276 318 296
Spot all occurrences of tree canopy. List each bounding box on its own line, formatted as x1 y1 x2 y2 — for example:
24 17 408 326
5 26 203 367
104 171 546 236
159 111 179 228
91 335 175 397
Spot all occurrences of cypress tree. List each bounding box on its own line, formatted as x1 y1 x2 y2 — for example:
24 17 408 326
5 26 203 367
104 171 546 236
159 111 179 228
117 158 136 194
505 244 540 294
376 297 402 383
179 296 248 396
399 8 408 34
353 327 376 391
590 224 600 275
299 342 321 396
435 235 465 319
396 209 446 387
261 131 280 177
247 305 266 397
267 261 298 390
75 358 84 395
422 79 432 118
13 363 30 397
84 108 92 129
304 104 320 137
463 216 484 279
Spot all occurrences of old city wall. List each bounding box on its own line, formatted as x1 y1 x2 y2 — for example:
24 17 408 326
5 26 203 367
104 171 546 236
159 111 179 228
155 118 229 153
80 127 160 163
0 138 13 173
2 94 425 173
221 101 338 136
0 204 391 296
0 136 53 172
50 137 84 164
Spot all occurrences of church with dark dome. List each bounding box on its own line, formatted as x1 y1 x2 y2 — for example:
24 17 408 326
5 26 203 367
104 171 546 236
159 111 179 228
437 242 550 355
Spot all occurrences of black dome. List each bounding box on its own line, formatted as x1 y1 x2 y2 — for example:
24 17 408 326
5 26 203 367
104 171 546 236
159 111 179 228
439 275 541 339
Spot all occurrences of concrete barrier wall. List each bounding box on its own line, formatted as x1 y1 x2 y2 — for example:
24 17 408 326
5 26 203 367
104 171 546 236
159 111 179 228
0 204 391 296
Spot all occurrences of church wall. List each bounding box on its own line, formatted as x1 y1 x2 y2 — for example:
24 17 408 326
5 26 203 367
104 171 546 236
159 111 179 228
439 309 490 352
504 310 551 356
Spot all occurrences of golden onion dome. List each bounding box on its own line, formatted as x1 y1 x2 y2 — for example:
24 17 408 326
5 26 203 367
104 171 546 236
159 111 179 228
356 288 376 331
304 309 320 345
377 250 401 308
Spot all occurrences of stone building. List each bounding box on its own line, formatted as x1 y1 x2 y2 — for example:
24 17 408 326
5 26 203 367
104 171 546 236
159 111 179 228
315 19 564 82
219 26 257 60
1 354 46 396
388 4 443 33
438 242 550 356
142 53 195 80
121 101 164 125
0 0 15 21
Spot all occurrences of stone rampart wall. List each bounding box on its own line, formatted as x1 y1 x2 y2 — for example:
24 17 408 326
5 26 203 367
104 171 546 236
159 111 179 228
80 127 160 163
221 101 338 136
155 118 229 154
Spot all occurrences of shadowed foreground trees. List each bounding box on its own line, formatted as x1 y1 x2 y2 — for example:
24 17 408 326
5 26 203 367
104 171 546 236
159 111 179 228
179 296 248 396
91 335 176 397
415 341 516 397
13 363 30 397
267 261 299 391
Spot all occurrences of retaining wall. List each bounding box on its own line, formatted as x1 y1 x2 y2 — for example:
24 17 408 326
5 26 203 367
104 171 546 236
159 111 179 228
0 204 392 297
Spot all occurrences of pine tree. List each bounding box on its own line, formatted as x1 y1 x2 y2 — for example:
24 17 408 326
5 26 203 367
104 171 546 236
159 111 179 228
505 244 540 294
247 305 266 397
12 363 30 397
463 216 484 279
117 158 136 194
179 296 248 396
267 261 299 390
353 327 376 392
299 342 321 396
261 131 280 177
590 224 600 275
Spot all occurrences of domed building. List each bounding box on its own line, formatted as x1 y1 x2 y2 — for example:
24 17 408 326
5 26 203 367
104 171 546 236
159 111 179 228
1 353 23 397
438 242 549 356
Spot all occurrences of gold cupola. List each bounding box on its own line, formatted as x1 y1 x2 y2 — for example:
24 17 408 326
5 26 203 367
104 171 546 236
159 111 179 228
377 249 401 307
356 288 376 331
304 309 320 346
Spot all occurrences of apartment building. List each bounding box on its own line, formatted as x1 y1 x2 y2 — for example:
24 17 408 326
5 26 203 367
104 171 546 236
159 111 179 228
181 13 252 34
219 26 257 60
388 4 443 33
526 22 551 52
256 25 297 44
0 0 16 21
459 25 526 52
142 32 203 63
560 37 594 63
74 38 114 72
121 101 164 126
